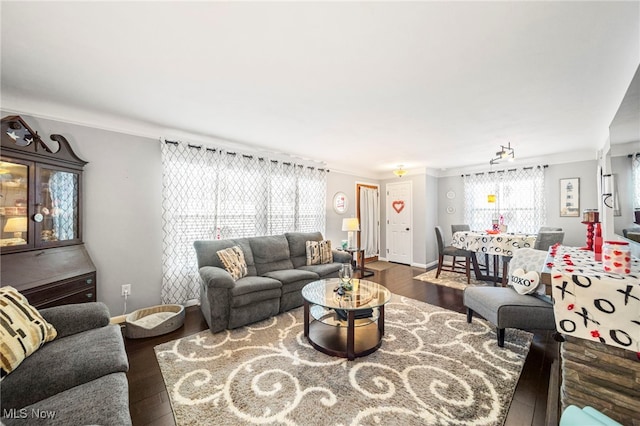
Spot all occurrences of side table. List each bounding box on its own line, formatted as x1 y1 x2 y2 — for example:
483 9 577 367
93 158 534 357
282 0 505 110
343 248 374 278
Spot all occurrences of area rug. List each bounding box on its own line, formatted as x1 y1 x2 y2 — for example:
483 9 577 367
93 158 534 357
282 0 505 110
414 269 488 290
364 261 395 271
155 295 532 425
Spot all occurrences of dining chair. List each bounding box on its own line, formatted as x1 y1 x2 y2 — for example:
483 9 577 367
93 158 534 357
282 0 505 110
451 224 470 234
450 224 489 278
534 230 564 251
435 226 471 284
502 227 564 285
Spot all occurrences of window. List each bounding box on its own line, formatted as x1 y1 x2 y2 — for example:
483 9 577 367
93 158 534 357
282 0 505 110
160 142 327 304
463 167 545 234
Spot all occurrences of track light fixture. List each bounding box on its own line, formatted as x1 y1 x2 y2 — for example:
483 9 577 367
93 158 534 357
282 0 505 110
489 142 515 165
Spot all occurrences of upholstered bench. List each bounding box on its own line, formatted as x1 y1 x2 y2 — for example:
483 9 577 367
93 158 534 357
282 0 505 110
464 247 555 347
464 286 555 346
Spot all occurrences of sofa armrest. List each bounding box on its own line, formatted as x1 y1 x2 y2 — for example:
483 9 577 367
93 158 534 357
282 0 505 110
199 266 236 289
332 250 353 264
39 302 110 339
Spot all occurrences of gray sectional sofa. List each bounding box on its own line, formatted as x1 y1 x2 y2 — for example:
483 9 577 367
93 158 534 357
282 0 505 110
1 302 131 426
194 231 352 333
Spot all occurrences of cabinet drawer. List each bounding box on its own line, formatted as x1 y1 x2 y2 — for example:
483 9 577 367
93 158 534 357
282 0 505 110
21 273 97 308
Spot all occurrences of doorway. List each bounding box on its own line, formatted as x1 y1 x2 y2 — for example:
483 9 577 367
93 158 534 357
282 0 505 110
386 181 412 265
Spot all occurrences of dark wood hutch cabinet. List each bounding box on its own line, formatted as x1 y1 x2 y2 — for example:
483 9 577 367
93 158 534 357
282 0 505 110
1 115 96 308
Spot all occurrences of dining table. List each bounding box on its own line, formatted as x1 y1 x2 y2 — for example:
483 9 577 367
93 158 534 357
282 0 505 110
451 231 537 283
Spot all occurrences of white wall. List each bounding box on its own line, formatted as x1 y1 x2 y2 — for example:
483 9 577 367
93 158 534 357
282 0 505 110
2 112 164 316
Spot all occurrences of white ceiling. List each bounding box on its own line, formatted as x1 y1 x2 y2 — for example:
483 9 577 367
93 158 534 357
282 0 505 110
2 1 639 178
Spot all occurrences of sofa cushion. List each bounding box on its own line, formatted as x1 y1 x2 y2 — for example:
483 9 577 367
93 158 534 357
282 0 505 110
0 286 57 376
286 231 324 268
231 276 282 297
263 269 319 285
298 263 343 277
250 235 294 275
217 246 248 280
306 240 333 265
0 324 128 410
2 373 132 426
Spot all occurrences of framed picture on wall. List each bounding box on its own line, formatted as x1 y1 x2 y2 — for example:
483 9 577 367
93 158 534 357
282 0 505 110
559 178 580 217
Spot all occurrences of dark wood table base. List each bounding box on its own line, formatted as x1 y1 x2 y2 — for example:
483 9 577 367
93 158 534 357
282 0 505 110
304 301 384 360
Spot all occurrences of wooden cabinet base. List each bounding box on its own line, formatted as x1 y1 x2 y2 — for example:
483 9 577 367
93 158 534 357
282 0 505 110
2 244 96 308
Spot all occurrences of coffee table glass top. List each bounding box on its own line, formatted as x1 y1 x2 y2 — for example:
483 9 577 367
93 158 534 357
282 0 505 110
302 278 391 311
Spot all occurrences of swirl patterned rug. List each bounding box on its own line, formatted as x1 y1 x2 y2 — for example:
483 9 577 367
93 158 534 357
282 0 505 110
155 295 532 425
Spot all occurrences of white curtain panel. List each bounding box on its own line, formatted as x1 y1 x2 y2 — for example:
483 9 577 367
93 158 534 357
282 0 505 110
632 153 640 209
359 186 379 257
160 140 327 305
463 166 546 235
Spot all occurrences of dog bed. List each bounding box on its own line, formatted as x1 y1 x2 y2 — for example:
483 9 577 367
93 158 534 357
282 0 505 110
124 304 185 339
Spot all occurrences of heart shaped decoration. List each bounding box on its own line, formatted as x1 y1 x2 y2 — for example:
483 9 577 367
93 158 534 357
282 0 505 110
510 268 540 295
392 200 405 214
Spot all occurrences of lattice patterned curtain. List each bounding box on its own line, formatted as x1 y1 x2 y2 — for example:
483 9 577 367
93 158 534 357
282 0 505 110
463 166 546 235
632 153 640 209
161 140 327 304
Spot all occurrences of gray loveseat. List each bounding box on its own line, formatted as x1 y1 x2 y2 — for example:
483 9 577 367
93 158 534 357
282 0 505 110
194 231 352 333
1 302 131 426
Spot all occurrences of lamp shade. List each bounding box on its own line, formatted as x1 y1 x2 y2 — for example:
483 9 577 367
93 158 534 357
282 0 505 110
4 217 27 233
342 218 360 232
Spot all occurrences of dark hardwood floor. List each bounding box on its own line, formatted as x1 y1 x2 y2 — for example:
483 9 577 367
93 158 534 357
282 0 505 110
125 263 558 425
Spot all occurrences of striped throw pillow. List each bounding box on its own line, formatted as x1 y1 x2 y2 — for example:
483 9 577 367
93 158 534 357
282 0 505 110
306 240 333 265
217 246 248 280
1 286 57 376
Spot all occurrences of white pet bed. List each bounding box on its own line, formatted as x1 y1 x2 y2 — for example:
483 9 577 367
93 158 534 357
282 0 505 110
124 304 185 339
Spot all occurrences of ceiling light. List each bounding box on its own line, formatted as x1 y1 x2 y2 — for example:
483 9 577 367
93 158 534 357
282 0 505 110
489 142 515 165
393 165 407 178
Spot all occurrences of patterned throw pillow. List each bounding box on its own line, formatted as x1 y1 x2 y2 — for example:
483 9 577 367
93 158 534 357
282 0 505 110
217 246 248 280
306 240 333 265
1 286 57 376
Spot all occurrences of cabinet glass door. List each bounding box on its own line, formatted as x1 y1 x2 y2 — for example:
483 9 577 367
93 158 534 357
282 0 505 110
37 167 80 245
0 160 29 248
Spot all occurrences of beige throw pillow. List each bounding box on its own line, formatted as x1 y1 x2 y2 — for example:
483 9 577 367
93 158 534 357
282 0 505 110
306 240 333 265
217 246 248 280
1 286 57 376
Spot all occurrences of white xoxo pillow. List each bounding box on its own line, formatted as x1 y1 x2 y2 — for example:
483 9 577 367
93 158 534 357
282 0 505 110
510 268 540 295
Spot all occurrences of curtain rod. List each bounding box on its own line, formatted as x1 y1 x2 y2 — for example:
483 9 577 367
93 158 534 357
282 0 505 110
461 164 548 177
163 139 329 172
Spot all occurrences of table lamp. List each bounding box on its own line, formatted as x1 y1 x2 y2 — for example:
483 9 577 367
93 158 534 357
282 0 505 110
4 217 27 238
342 218 360 249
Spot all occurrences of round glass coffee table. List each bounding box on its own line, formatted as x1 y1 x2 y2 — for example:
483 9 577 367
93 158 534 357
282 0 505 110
301 278 392 360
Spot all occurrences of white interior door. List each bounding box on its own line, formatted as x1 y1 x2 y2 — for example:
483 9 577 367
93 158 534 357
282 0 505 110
386 181 412 264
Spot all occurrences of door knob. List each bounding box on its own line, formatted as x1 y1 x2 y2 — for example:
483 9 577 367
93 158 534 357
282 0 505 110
405 228 410 231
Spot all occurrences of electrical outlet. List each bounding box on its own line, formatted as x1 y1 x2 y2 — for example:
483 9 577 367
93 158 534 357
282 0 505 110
121 284 131 297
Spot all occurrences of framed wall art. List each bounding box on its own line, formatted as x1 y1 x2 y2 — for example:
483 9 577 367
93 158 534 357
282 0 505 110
559 178 580 217
332 192 348 214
